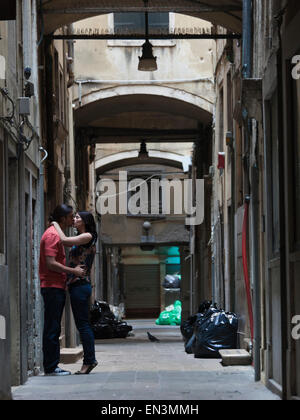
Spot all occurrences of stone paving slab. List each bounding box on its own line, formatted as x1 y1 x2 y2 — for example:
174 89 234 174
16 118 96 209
12 319 281 401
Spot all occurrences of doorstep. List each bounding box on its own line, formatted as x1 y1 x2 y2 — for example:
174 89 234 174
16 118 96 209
60 347 83 364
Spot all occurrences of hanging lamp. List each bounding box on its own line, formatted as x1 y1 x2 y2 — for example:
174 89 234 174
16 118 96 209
138 7 157 72
138 140 149 159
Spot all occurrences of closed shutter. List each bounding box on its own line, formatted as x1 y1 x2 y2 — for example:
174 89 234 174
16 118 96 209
124 264 160 318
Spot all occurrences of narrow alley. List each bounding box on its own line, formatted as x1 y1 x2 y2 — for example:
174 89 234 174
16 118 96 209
1 0 300 403
12 320 279 401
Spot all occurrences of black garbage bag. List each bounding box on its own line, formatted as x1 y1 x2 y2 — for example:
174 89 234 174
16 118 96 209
181 315 197 343
197 300 213 314
183 312 207 353
92 322 114 339
90 300 133 339
163 274 181 289
192 308 238 358
181 300 213 343
185 334 196 354
90 301 115 324
113 321 133 338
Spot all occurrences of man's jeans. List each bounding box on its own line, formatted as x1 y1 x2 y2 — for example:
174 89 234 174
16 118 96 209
41 288 66 374
69 282 96 365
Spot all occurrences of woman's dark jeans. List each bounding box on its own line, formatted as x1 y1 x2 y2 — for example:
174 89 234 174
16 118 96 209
69 282 97 365
41 287 66 374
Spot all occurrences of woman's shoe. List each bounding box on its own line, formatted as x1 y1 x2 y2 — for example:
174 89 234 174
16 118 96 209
75 362 98 375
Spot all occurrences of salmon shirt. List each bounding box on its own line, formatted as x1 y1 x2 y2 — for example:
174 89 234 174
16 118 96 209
39 226 67 290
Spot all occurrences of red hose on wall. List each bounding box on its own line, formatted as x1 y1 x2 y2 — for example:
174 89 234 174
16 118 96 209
242 200 254 343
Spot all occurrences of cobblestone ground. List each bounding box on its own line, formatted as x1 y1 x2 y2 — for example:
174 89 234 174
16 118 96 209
12 320 280 401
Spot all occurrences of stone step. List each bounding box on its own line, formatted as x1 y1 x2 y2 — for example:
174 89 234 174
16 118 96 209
219 349 252 366
60 347 83 364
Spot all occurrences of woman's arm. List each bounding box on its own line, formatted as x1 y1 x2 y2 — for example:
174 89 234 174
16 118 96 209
52 221 92 247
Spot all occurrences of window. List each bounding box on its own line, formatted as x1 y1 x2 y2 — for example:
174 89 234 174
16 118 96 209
114 12 169 34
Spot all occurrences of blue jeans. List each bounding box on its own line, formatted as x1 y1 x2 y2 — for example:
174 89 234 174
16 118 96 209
69 283 97 365
41 288 66 374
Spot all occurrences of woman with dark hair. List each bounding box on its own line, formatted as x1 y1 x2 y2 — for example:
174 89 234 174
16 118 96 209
52 211 98 375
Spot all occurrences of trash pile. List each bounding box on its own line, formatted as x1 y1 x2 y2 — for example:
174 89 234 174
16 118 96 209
163 274 181 289
181 301 238 358
90 300 133 339
155 300 182 326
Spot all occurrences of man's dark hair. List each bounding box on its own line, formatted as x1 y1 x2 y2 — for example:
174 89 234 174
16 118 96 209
49 204 73 223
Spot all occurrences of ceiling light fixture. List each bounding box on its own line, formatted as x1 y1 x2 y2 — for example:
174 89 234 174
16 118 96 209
138 140 149 159
138 4 157 72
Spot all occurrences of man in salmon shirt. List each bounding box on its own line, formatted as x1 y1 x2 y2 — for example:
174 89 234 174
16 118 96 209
39 204 86 376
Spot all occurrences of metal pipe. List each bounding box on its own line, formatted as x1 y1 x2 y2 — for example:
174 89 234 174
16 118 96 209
22 0 32 69
242 0 261 379
242 0 252 78
250 120 261 381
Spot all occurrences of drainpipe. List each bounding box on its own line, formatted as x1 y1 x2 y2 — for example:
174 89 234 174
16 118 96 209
242 0 262 382
242 0 260 370
250 120 261 381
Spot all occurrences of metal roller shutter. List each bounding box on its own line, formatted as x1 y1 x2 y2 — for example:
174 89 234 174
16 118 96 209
124 264 160 318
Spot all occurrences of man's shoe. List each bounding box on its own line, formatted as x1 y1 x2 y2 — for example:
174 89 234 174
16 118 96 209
45 367 71 376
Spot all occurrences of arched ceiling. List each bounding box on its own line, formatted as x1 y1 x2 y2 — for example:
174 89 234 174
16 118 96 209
76 92 212 126
75 92 212 144
42 0 243 34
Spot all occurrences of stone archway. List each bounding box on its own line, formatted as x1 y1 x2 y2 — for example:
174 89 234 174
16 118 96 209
74 84 214 119
95 150 192 174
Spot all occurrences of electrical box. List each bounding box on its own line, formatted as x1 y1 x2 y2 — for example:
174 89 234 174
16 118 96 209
18 97 30 116
217 152 225 170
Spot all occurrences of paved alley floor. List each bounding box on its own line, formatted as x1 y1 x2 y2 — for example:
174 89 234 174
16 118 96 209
12 320 280 401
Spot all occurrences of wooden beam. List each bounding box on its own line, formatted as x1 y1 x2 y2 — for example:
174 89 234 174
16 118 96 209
78 127 200 143
50 33 241 40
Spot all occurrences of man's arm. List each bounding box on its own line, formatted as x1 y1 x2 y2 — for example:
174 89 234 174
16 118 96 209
45 256 86 278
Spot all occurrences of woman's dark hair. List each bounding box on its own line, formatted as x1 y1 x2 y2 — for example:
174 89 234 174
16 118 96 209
78 211 97 241
49 204 73 223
